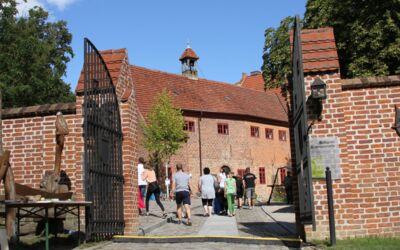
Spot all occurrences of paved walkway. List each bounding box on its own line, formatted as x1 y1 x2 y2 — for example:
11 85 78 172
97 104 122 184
198 215 239 236
79 200 305 249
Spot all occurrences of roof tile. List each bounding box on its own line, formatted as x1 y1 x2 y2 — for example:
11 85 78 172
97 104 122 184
290 28 339 73
179 47 199 61
131 66 288 123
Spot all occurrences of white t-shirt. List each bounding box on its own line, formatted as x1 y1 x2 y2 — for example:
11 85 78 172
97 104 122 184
138 163 147 186
219 172 226 188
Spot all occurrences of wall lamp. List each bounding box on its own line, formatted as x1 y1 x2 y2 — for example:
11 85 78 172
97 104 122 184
307 78 327 133
311 78 327 100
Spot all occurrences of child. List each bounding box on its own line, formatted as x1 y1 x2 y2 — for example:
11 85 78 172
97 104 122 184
224 172 237 216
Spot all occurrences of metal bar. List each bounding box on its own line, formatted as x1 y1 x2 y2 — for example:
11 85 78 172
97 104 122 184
45 208 49 250
78 205 81 245
17 208 20 242
326 167 336 246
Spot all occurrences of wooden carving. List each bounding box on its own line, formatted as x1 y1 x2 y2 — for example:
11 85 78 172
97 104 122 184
40 112 70 193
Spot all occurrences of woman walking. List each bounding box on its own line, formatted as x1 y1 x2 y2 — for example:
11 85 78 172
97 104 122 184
224 172 237 217
142 164 167 218
198 167 215 217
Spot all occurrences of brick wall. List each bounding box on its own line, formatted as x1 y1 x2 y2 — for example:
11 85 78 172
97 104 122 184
138 115 291 200
302 74 400 239
1 50 140 235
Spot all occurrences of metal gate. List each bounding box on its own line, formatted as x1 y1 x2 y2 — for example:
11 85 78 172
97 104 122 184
291 17 315 226
83 38 124 240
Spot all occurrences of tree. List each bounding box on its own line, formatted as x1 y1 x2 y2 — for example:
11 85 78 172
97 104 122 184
0 0 75 108
141 90 187 181
262 0 400 81
261 16 294 89
304 0 400 78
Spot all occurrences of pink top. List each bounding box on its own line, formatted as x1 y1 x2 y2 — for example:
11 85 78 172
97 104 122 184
141 169 157 183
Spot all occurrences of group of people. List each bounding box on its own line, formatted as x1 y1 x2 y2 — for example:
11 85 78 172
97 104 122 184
138 158 193 225
201 165 257 217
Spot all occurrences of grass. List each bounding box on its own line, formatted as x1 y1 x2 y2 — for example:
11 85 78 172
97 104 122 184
313 237 400 250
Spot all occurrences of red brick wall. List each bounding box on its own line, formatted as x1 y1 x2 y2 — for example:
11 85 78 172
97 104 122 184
301 74 400 239
3 113 82 191
138 116 291 200
2 52 140 235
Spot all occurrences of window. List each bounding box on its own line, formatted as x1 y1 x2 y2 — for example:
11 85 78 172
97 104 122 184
250 126 260 137
259 167 266 184
265 128 274 140
237 169 246 178
279 130 287 141
217 123 229 135
183 120 195 132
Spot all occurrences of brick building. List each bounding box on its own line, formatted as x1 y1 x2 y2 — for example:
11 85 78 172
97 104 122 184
134 46 291 199
291 28 400 240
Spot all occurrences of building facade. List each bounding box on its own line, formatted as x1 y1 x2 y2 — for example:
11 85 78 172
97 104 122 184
133 47 291 199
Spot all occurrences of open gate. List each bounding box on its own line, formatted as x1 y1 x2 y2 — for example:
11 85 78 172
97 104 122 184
291 17 315 227
83 38 124 240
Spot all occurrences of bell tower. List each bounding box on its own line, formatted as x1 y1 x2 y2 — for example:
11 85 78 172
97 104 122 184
179 44 199 80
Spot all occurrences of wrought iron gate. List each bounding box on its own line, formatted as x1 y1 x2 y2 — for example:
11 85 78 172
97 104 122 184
83 38 124 240
291 17 315 226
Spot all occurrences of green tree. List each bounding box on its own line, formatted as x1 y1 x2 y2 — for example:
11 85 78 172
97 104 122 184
304 0 400 78
141 90 187 180
261 16 294 89
0 0 75 108
262 0 400 81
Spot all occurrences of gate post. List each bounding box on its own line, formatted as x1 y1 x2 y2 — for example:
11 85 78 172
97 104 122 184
325 167 336 246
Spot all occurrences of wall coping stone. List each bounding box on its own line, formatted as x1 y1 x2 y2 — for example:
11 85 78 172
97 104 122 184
342 75 400 90
2 102 76 119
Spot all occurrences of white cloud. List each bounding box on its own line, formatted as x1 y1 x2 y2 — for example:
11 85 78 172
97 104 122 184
46 0 76 10
16 0 76 16
16 0 45 16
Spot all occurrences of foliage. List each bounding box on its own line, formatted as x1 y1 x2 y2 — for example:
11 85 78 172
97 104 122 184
261 16 294 89
262 0 400 82
141 90 187 177
304 0 400 78
0 0 75 108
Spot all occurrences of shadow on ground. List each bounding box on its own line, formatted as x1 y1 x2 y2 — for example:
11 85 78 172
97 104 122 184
9 232 85 250
238 221 298 238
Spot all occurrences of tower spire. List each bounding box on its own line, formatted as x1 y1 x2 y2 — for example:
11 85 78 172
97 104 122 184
179 44 199 80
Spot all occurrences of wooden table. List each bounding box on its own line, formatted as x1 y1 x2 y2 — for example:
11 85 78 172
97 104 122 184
2 200 91 250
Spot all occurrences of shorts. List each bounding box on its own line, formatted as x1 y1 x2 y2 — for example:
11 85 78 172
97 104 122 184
202 198 213 206
175 191 191 205
246 187 255 199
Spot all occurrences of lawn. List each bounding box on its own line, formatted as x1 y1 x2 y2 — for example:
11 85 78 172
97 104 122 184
314 237 400 250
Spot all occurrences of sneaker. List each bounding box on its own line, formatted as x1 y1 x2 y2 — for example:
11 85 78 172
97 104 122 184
146 212 150 216
177 220 182 225
186 220 192 226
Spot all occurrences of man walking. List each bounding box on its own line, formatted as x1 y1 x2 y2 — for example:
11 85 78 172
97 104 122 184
243 167 256 209
171 163 192 225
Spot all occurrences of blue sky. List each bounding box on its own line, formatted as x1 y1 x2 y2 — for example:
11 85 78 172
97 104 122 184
18 0 307 91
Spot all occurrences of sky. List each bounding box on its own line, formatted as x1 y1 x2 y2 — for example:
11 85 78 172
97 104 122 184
17 0 307 91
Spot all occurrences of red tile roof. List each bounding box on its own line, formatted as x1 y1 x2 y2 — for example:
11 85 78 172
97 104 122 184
75 48 288 124
76 48 127 93
131 65 288 123
179 47 199 61
291 28 339 73
241 73 264 92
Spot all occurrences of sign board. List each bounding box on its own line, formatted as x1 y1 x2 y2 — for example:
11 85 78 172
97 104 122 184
310 137 341 179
